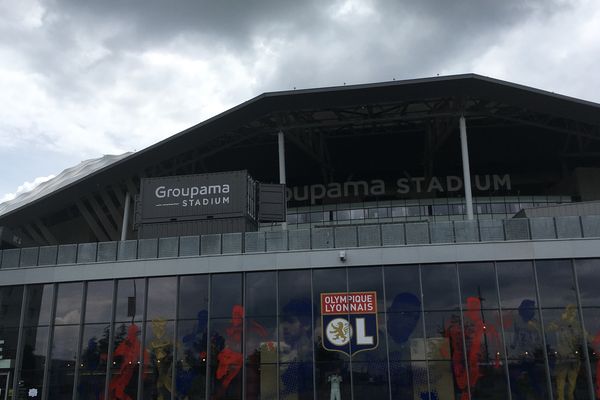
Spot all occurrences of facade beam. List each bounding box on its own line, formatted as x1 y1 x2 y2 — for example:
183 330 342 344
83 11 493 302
459 116 474 220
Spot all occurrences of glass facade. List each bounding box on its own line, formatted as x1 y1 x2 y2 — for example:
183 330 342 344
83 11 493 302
1 259 600 399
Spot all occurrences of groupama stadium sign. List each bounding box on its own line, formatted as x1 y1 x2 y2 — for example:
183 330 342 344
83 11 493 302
287 174 511 204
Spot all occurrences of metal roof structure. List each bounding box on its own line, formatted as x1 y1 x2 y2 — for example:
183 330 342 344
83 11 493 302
1 73 599 246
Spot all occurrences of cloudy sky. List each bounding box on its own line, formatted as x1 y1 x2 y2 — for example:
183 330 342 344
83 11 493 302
1 0 599 202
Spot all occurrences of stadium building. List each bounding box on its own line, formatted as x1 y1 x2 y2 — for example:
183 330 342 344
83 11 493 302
0 74 600 400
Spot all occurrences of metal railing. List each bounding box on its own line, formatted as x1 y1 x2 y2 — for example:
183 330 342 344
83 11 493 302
1 215 600 269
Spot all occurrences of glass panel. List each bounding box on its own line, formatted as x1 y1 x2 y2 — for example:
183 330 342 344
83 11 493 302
497 261 538 309
389 361 428 400
55 282 83 325
462 309 508 399
582 308 600 398
210 317 243 400
19 326 49 399
85 280 114 324
108 322 142 400
246 363 277 400
348 266 384 312
0 285 23 328
535 259 577 308
352 361 389 400
421 264 459 311
507 360 549 399
246 271 276 317
387 309 424 361
313 268 348 363
143 319 174 400
115 279 146 323
48 325 80 400
280 362 313 400
428 360 461 399
210 273 242 319
279 270 311 317
503 307 545 361
459 262 499 309
575 258 600 307
24 284 54 326
176 318 208 400
384 265 421 311
179 275 209 320
314 362 350 400
78 323 111 400
245 317 277 364
146 276 177 321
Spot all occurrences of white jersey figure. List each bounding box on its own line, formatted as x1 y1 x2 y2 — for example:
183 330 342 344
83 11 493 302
328 373 342 400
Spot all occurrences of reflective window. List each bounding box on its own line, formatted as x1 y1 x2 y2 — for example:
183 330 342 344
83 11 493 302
280 362 313 400
79 323 110 400
115 279 146 322
246 362 277 400
535 259 577 308
421 264 459 310
389 361 428 400
147 276 177 320
313 269 347 363
109 322 142 400
575 258 600 307
85 280 114 324
48 325 80 399
352 361 389 400
176 318 208 399
209 317 243 400
19 326 49 398
179 274 209 320
24 284 54 326
458 262 499 309
315 362 350 400
55 282 83 325
279 270 312 364
497 261 537 309
348 266 384 312
210 273 242 318
143 319 174 400
246 271 276 317
0 285 23 328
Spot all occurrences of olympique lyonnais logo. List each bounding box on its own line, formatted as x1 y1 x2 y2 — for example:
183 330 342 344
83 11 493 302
321 291 378 355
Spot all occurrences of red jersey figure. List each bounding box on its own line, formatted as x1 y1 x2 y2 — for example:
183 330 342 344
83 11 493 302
108 324 147 400
446 297 501 400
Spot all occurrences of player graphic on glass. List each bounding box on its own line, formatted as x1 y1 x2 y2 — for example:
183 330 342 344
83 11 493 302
327 369 343 400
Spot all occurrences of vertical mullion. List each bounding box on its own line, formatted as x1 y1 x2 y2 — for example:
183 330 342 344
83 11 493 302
72 282 88 400
275 271 280 400
456 264 472 400
11 285 27 398
532 260 554 400
311 269 317 400
346 267 353 400
418 266 432 400
172 277 180 400
205 276 212 400
382 266 393 400
41 283 58 400
493 262 513 400
242 273 246 400
137 278 149 400
571 259 596 399
104 280 118 400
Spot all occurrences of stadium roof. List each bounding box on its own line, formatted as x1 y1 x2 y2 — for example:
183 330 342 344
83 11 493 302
1 73 600 244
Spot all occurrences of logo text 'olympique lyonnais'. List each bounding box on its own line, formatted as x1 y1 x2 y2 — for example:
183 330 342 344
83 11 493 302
321 292 378 355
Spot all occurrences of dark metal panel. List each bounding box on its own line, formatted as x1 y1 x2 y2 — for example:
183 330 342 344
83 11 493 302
257 183 286 222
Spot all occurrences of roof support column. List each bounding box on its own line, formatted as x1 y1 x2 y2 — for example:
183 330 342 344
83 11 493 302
120 191 131 241
459 115 475 220
278 130 287 229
